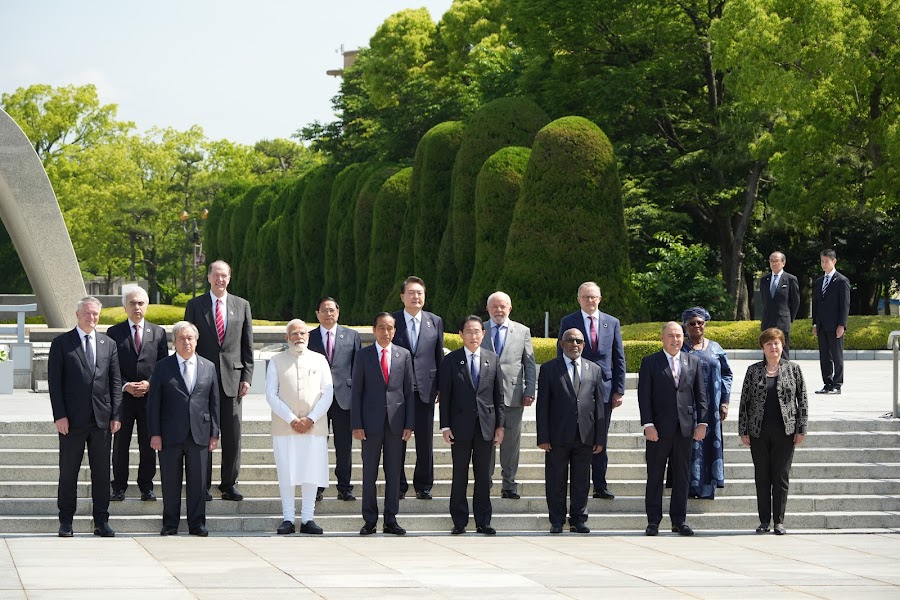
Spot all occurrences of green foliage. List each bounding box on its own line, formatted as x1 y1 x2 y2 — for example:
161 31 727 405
411 121 466 287
203 180 249 268
500 116 639 333
0 224 30 293
170 293 192 307
432 217 457 312
239 181 284 305
323 164 369 302
363 167 412 315
468 146 530 311
632 233 732 322
352 165 398 322
99 304 188 326
276 178 307 319
297 165 339 315
227 186 264 297
255 218 282 318
448 97 550 318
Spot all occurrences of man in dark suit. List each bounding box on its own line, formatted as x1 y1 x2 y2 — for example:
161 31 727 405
308 296 361 501
557 281 625 500
538 328 606 534
812 248 851 394
482 291 535 500
391 276 444 500
49 296 122 537
638 322 708 537
440 316 505 535
760 251 801 358
107 287 169 502
184 260 253 501
148 321 220 536
351 313 415 535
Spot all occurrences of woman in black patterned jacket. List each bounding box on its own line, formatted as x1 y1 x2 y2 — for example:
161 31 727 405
739 328 808 535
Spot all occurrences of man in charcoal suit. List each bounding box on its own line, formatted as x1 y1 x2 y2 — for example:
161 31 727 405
108 287 169 502
812 248 851 394
760 251 801 358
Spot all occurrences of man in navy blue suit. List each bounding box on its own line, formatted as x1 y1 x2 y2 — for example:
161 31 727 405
351 313 415 535
557 281 625 499
391 276 444 500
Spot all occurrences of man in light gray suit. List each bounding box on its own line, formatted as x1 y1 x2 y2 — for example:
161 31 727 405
481 291 536 499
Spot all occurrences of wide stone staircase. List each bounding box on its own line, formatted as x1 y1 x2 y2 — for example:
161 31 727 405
1 418 898 534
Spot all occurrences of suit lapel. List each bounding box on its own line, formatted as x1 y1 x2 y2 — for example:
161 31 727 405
72 329 91 373
201 294 217 340
561 358 577 397
662 352 677 388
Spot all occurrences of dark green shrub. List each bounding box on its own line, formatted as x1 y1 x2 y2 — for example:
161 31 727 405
500 116 638 332
214 201 236 268
448 97 549 317
239 181 285 305
255 217 281 318
467 146 530 312
276 178 307 318
365 167 413 315
323 164 369 301
227 185 264 297
352 165 398 322
297 165 339 315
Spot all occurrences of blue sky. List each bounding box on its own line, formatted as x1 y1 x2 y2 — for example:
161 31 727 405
1 0 454 145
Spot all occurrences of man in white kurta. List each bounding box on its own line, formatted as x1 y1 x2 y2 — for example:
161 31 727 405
266 319 334 534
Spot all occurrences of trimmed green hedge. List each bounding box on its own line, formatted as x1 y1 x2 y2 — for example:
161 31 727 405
275 178 306 319
297 165 339 315
99 305 281 327
323 164 369 302
443 333 662 372
622 316 900 350
227 185 263 297
352 165 398 323
363 167 412 315
500 116 639 333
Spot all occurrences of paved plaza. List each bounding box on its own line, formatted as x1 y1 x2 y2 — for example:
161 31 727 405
0 358 897 598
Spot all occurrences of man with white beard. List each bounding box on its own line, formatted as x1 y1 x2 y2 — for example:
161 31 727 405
266 319 334 534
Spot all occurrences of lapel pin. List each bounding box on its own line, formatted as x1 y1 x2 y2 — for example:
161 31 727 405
682 359 688 367
459 360 465 366
99 339 105 345
339 334 344 339
394 352 400 359
603 323 608 328
145 328 151 334
426 321 432 328
484 360 490 367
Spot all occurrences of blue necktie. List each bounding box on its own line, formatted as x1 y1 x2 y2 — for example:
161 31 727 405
470 353 479 388
409 318 418 354
493 325 504 357
84 335 95 372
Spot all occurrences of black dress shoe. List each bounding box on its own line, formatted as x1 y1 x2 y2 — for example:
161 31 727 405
383 522 406 535
93 522 116 537
476 525 496 535
755 523 770 534
814 386 832 394
399 491 406 500
672 523 694 536
316 490 324 502
337 490 356 501
593 488 615 499
359 522 377 535
501 490 520 499
415 490 433 500
300 520 323 535
276 521 295 535
451 526 466 535
826 388 842 395
110 490 125 501
141 491 157 501
221 488 244 501
570 523 590 534
189 526 209 537
549 524 563 534
58 523 74 538
160 526 178 536
773 523 787 535
205 491 213 502
645 524 659 536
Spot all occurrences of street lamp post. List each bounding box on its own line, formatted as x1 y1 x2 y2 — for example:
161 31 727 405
179 208 208 298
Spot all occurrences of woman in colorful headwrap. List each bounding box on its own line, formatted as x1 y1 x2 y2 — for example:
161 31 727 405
681 307 733 499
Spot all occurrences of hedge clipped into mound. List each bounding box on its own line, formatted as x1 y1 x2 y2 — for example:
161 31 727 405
352 165 398 323
276 178 306 319
412 121 465 286
622 316 899 351
227 185 263 296
255 218 281 318
447 97 549 319
468 146 531 311
364 167 412 315
323 164 369 301
443 333 661 372
500 116 639 333
240 182 284 304
204 180 249 269
297 165 339 315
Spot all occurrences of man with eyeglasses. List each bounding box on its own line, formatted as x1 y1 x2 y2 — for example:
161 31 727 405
308 297 361 501
557 281 625 500
537 328 606 534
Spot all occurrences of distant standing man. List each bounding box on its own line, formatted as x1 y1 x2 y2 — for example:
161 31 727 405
391 276 444 500
481 291 535 499
638 322 708 537
537 328 606 534
812 249 851 394
266 320 333 535
108 287 169 502
441 316 505 535
557 281 625 499
760 252 800 358
49 297 122 538
184 260 253 501
308 297 361 502
351 313 415 535
148 321 220 537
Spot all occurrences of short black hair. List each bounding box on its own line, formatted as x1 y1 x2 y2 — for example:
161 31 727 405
316 296 340 311
401 276 426 293
820 248 837 260
372 312 395 327
458 315 484 332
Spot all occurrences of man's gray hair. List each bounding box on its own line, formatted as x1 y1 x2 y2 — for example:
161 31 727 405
121 286 149 306
486 291 511 307
286 318 307 331
76 296 102 312
172 321 200 340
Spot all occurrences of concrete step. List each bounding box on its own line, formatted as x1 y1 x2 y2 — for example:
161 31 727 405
2 510 898 534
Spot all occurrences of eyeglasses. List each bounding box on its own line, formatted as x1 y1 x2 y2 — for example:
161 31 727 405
579 295 600 301
317 308 338 314
686 321 705 328
563 338 585 345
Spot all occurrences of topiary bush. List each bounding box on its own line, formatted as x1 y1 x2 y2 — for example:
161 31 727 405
352 165 398 323
499 116 639 333
323 164 369 302
239 181 285 306
363 167 413 315
297 165 339 315
226 185 264 297
467 146 531 312
411 121 466 286
447 97 550 318
255 217 282 319
276 178 307 319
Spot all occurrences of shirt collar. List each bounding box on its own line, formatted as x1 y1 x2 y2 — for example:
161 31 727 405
491 318 509 329
177 353 195 367
128 318 145 330
210 290 228 305
376 342 392 353
824 269 836 277
581 309 600 320
75 326 93 339
403 309 420 324
465 347 480 361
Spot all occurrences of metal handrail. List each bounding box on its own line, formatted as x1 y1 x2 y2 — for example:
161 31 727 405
0 303 37 344
889 331 900 419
